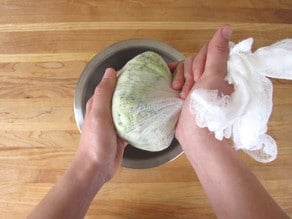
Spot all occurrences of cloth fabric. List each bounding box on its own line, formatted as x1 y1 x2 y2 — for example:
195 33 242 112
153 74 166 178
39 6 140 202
190 38 292 163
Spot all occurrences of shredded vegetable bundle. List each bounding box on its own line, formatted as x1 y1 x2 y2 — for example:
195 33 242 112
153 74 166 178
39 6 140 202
112 51 183 152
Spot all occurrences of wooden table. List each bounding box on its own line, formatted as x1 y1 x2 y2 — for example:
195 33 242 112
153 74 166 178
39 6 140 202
0 1 291 218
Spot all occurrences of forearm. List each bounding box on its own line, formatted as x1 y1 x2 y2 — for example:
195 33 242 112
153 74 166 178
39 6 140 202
28 154 105 219
182 125 288 219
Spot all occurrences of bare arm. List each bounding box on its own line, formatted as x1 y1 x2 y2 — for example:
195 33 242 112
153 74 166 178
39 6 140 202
178 121 288 219
29 68 126 219
175 26 289 219
28 155 105 219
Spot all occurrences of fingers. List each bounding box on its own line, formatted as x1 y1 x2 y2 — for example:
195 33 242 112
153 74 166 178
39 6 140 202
117 137 127 149
85 96 93 112
180 57 195 99
172 62 184 90
168 62 179 72
171 58 196 99
91 68 117 113
205 25 232 77
170 45 207 98
192 45 207 81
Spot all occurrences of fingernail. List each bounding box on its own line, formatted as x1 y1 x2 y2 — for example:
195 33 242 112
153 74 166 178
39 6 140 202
180 89 187 98
172 81 181 90
103 68 116 78
221 25 232 40
180 92 186 99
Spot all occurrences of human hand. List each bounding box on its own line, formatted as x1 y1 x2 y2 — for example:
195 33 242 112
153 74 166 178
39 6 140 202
77 68 127 183
169 45 207 99
173 25 234 150
28 68 126 219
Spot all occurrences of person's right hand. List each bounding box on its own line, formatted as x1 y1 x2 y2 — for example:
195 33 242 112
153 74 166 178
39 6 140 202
175 25 234 151
173 26 290 219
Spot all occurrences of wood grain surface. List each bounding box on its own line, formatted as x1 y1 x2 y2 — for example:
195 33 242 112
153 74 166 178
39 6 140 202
0 1 291 218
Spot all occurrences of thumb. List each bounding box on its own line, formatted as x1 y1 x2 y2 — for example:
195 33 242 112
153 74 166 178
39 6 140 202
92 68 117 111
205 25 232 77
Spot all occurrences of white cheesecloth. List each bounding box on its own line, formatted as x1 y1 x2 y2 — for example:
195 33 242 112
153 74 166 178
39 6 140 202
190 38 292 163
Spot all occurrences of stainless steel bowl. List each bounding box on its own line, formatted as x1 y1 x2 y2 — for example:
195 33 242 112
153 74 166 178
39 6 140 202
74 39 185 169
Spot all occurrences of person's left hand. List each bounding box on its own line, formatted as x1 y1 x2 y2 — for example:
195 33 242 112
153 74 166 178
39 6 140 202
76 68 127 183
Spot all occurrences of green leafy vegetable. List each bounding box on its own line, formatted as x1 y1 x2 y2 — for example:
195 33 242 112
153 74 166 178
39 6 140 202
112 51 183 151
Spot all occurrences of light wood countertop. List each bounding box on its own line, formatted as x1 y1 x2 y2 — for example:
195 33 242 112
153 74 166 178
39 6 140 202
0 1 291 218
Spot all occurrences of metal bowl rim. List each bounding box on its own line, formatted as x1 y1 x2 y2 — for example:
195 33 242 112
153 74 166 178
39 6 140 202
73 38 185 169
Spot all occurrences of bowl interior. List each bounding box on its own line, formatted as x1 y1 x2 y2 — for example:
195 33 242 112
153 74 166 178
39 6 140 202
74 39 185 169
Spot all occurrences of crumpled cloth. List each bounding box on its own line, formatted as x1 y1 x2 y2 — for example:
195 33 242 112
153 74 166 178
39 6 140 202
190 38 292 163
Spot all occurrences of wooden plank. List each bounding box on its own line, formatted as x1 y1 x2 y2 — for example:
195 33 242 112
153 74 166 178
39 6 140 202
0 22 291 33
0 0 291 218
1 29 291 56
0 53 94 62
0 1 291 24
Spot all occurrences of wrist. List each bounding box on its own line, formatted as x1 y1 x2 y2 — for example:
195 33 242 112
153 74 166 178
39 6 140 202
75 142 112 182
70 152 107 189
177 115 230 166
